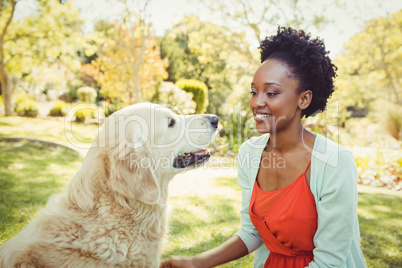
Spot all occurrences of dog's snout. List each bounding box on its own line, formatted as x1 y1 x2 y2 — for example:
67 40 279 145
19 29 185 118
210 116 219 129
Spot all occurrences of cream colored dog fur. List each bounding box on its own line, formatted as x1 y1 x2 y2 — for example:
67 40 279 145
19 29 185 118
0 103 218 268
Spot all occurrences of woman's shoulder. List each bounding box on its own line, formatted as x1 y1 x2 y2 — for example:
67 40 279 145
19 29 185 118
312 133 355 168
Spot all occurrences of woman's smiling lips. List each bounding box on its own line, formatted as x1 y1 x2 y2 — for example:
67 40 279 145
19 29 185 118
254 113 273 121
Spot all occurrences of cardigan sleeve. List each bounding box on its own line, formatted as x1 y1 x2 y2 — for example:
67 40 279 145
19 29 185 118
306 150 358 268
234 143 264 253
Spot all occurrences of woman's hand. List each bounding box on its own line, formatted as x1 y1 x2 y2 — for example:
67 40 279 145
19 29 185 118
160 256 197 268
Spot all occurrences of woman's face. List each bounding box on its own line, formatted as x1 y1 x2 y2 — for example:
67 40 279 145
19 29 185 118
249 59 304 134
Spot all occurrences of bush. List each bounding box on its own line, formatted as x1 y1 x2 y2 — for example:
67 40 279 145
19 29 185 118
356 149 402 191
76 87 97 103
14 95 38 117
150 82 196 114
49 101 69 117
74 108 94 123
66 88 78 102
369 100 402 141
176 79 208 114
384 103 402 141
215 110 257 154
103 101 126 117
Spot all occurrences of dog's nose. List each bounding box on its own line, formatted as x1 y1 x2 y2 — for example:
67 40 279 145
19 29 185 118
210 116 219 129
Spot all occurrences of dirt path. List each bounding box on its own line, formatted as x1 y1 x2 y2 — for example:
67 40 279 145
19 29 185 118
169 166 238 196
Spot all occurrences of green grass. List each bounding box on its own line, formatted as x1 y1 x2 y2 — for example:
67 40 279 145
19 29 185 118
0 116 99 151
0 116 401 267
357 185 402 267
163 176 255 267
0 140 83 244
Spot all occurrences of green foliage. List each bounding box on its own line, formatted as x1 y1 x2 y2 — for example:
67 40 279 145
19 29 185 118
91 14 167 104
150 82 196 114
2 0 84 84
303 101 342 145
368 100 402 141
339 118 399 148
65 78 84 103
67 89 78 103
0 0 85 116
49 101 69 117
77 86 97 103
159 16 254 115
383 104 402 141
215 109 258 154
355 148 402 190
74 108 94 123
14 94 38 117
334 10 401 113
102 100 126 117
176 79 208 114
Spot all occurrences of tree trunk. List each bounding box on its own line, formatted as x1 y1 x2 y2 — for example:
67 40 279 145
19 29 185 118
0 0 17 116
132 74 142 104
0 64 12 116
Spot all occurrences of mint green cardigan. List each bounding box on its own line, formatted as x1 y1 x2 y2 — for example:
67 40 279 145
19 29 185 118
234 133 366 268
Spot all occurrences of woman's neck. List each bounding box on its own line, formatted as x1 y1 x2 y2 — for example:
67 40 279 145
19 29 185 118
266 122 307 154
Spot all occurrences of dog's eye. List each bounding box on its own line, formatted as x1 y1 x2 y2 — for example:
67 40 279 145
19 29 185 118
168 118 175 128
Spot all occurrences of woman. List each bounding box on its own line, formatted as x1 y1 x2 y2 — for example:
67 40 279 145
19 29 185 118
161 27 366 268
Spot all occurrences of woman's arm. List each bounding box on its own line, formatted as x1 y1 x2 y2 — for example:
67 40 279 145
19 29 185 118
160 236 248 268
161 142 264 268
307 151 360 267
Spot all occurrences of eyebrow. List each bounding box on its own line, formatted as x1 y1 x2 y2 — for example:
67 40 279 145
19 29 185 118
251 82 282 87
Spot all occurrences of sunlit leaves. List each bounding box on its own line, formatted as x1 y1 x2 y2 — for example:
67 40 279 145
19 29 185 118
160 16 254 115
334 10 402 110
92 18 167 104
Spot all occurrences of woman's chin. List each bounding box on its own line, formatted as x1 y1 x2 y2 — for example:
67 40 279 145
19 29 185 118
255 126 271 134
255 121 273 134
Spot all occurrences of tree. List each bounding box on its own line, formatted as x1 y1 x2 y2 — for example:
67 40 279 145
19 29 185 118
0 0 84 115
90 0 167 104
0 0 17 116
159 16 253 115
334 10 402 110
92 21 167 104
202 0 330 45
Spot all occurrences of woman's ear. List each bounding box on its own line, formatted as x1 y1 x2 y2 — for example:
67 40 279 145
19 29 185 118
298 90 313 110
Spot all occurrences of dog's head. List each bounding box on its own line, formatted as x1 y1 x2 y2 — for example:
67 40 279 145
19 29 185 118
93 103 218 205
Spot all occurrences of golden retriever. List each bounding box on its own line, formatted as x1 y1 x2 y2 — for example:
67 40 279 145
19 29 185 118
0 103 218 268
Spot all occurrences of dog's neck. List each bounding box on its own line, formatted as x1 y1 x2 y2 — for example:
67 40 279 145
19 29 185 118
69 149 173 208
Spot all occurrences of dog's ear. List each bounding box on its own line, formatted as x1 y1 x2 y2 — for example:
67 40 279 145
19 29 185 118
108 138 160 205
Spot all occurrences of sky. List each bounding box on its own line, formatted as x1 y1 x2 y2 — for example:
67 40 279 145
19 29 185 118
14 0 402 57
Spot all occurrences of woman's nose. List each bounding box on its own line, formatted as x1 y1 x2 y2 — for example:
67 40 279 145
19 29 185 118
253 96 266 108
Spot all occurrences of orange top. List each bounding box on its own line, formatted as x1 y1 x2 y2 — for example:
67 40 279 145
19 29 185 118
249 161 317 268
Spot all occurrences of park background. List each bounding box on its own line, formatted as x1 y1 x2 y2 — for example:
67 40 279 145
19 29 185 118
0 0 401 267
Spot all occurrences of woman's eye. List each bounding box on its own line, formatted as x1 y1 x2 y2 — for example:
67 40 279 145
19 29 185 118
168 118 175 128
267 92 277 96
250 91 256 96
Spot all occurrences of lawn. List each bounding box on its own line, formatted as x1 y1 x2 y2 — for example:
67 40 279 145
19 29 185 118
0 139 83 243
357 185 402 267
0 116 401 267
0 116 99 155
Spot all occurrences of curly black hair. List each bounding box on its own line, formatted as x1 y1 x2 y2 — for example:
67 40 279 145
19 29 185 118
259 26 337 118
